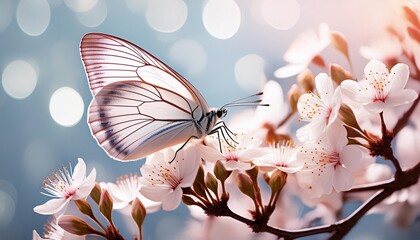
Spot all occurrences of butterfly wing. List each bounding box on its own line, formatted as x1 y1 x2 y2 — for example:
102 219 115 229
89 80 201 161
80 33 209 112
80 33 209 161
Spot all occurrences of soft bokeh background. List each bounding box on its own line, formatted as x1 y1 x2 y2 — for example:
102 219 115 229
0 0 419 239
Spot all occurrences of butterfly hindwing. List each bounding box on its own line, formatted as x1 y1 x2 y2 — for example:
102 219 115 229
88 80 201 161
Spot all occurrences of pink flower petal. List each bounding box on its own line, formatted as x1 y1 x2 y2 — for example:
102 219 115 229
71 158 87 186
364 59 388 84
315 73 333 105
333 165 354 192
364 101 386 113
340 145 362 172
274 63 308 78
326 122 347 151
389 63 409 92
140 185 171 202
162 187 183 211
34 198 69 215
73 168 96 200
386 89 418 108
178 146 200 187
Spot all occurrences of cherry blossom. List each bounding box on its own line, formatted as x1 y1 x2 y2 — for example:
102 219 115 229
103 173 161 214
296 73 342 142
34 158 96 215
200 134 269 171
274 23 330 78
253 142 302 173
341 59 418 113
295 123 364 198
139 145 200 211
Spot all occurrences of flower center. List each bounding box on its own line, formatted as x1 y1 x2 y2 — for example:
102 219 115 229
226 153 239 162
162 168 182 189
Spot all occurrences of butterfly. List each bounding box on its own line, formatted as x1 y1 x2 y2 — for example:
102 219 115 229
80 33 265 161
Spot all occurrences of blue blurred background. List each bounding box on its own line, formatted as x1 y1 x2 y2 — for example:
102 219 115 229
0 0 419 239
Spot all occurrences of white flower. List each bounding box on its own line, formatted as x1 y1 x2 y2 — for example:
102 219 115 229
296 122 364 198
139 145 200 211
296 73 342 142
275 23 330 78
33 217 84 240
253 142 301 173
396 126 420 170
34 158 96 215
200 134 269 171
341 59 418 113
104 173 161 214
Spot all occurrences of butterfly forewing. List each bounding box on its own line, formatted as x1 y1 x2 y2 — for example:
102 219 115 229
81 33 210 161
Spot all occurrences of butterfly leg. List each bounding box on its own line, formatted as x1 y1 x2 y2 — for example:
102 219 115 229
170 135 198 163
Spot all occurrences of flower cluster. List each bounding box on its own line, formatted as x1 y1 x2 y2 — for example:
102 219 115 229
33 2 420 239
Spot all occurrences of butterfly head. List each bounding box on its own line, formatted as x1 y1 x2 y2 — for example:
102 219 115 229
217 108 228 119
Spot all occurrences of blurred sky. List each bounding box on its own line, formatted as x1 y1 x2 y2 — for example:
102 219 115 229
0 0 419 239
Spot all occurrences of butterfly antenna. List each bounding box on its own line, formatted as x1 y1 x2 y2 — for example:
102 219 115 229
220 92 268 109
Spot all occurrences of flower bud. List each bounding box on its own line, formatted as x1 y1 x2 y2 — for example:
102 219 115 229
338 104 362 132
237 173 255 200
288 84 302 113
402 6 420 30
182 195 199 206
205 173 218 196
58 215 101 236
74 199 95 219
90 183 102 205
131 197 146 229
268 170 287 194
330 64 353 85
297 69 314 92
245 166 259 182
214 160 229 183
99 189 113 224
330 31 350 61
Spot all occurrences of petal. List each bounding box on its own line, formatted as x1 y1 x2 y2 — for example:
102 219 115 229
140 185 171 202
178 146 200 186
364 101 386 113
326 122 347 151
340 145 362 172
71 158 87 186
199 144 225 163
341 80 373 103
34 198 69 215
315 73 334 104
385 89 418 108
389 63 409 91
73 168 96 200
162 187 182 211
364 59 388 84
329 87 342 124
333 165 354 192
274 63 309 78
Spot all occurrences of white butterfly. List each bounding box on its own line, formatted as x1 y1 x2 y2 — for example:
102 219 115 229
80 33 263 161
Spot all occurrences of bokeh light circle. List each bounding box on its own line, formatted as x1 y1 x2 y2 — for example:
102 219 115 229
125 0 147 15
64 0 98 12
0 190 15 227
234 54 266 93
0 0 13 33
76 0 107 28
260 0 300 30
203 0 241 39
169 39 207 75
145 0 188 33
2 60 38 100
16 0 51 36
49 87 84 127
